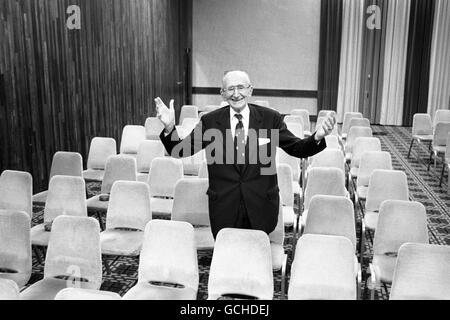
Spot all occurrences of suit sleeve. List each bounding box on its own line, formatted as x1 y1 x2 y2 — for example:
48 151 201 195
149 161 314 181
275 113 327 158
159 119 209 158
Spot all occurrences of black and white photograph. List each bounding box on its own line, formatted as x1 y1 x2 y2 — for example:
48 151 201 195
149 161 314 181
0 0 449 310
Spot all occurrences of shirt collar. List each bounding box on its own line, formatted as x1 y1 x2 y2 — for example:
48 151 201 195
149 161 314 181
230 104 250 121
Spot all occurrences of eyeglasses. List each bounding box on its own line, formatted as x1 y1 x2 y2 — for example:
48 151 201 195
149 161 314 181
222 84 252 95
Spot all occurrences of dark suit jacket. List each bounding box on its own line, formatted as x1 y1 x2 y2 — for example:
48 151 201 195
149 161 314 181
160 104 326 237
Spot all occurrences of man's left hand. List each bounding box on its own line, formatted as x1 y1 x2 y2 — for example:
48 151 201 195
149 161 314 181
315 115 336 141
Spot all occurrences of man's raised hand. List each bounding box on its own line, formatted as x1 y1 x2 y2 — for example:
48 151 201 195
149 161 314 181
315 115 336 141
155 97 175 133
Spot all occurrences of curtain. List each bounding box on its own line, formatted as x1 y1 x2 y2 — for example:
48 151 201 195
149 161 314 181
402 0 435 126
317 0 343 113
427 0 450 118
379 0 411 125
336 0 365 123
359 0 389 124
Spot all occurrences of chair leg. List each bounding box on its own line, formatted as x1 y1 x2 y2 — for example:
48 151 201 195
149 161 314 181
407 139 414 158
440 163 446 187
96 211 105 231
427 150 433 171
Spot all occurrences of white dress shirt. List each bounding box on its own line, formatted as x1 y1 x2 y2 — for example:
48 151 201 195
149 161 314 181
230 105 250 140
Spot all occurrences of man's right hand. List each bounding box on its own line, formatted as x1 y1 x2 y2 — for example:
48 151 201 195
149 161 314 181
155 97 175 134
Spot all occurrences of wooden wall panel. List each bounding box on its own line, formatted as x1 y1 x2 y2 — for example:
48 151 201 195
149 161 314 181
0 0 191 191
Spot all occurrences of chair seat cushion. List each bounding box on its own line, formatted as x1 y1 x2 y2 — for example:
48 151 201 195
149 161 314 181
20 277 96 300
350 167 358 178
87 195 109 212
83 169 105 182
100 229 145 256
122 282 197 300
363 211 379 230
194 227 215 250
282 206 295 225
413 134 433 142
372 254 396 284
31 224 51 246
271 244 286 271
150 198 173 216
292 182 301 195
32 191 48 204
356 186 368 200
136 173 149 183
55 288 121 300
0 271 31 290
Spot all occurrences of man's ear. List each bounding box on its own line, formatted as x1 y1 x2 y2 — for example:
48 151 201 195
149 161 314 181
248 86 253 97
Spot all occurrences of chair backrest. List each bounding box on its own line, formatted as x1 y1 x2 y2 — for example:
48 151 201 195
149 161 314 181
433 109 450 129
277 164 294 207
317 116 339 136
86 137 117 170
0 170 32 218
106 181 152 231
49 152 83 180
101 155 137 194
349 117 370 130
55 288 121 300
390 243 450 300
290 109 311 132
0 279 20 300
350 137 381 169
148 157 183 197
181 117 200 135
304 167 347 211
356 151 393 187
198 160 208 179
179 105 199 125
208 228 273 300
341 112 363 135
144 117 165 140
44 176 87 223
0 210 31 285
276 148 300 181
365 170 409 212
318 110 337 118
120 125 146 155
269 202 284 247
138 220 198 293
284 115 304 127
303 195 356 251
446 132 450 159
171 179 210 226
412 113 433 136
288 234 356 300
373 200 428 256
309 149 345 173
182 150 206 176
345 126 373 154
136 140 165 174
286 122 304 139
44 216 102 289
253 100 269 108
432 121 450 147
324 135 341 150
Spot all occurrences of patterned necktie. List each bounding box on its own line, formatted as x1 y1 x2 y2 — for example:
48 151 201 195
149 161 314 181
234 114 245 171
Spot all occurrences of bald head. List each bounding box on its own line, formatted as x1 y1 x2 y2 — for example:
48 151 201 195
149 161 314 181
222 70 251 88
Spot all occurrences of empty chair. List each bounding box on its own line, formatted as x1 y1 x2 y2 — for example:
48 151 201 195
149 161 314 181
0 170 32 218
148 157 183 217
83 137 117 182
369 200 428 299
284 115 304 128
432 109 450 129
171 179 214 249
0 210 31 288
33 151 83 204
340 112 363 140
344 126 373 162
123 220 199 300
179 117 200 139
179 105 199 125
348 137 381 184
324 135 341 150
276 148 301 197
360 170 409 265
318 110 337 118
300 167 348 231
0 279 20 300
55 288 121 300
390 243 450 300
288 234 357 300
307 149 345 177
276 164 296 228
291 109 311 136
20 216 102 300
145 117 165 140
136 140 165 182
31 176 87 248
355 151 392 202
86 155 137 213
439 132 450 187
120 125 146 158
348 117 370 130
182 150 206 177
407 113 434 160
427 121 450 171
100 181 152 264
207 228 273 300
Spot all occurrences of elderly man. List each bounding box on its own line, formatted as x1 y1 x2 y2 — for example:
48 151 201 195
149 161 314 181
156 70 335 238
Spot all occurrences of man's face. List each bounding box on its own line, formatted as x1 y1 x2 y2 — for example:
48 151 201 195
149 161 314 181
221 71 253 112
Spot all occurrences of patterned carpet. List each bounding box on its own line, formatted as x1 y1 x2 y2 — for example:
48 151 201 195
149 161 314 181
27 125 450 300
